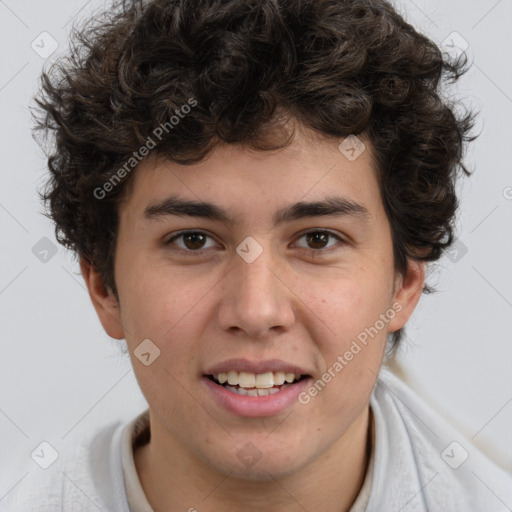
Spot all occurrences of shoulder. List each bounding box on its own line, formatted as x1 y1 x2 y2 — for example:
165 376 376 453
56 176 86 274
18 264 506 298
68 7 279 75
366 366 512 512
2 416 132 512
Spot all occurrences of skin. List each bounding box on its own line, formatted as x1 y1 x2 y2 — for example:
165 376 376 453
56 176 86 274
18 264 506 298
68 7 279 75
81 123 425 512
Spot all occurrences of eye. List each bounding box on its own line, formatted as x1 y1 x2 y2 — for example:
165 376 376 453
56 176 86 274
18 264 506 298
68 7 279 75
294 230 345 251
165 231 218 252
165 229 346 255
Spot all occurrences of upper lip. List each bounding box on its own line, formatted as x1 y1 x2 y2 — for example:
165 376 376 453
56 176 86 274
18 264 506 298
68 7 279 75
203 358 312 376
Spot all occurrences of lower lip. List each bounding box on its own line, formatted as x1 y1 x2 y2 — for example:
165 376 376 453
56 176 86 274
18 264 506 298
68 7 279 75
202 376 312 417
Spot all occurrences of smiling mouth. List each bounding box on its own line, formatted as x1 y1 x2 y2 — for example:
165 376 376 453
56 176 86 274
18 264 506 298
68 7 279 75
206 371 308 397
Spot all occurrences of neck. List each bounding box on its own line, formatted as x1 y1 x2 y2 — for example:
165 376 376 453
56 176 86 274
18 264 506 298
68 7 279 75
134 406 372 512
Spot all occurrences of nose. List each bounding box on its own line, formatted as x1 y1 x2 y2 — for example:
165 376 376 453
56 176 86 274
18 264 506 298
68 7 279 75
216 246 296 339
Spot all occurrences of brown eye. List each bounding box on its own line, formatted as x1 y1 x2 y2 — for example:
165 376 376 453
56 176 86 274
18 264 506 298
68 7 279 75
295 230 345 251
305 232 329 249
183 232 206 250
166 231 217 252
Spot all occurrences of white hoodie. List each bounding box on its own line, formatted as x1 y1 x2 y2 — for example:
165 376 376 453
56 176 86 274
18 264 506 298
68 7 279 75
3 366 512 511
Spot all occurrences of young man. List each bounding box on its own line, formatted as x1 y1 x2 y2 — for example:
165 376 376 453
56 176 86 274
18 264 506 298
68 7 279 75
8 0 512 510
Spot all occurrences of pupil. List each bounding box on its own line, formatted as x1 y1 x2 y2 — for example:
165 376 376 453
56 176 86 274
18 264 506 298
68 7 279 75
184 233 205 250
306 232 328 249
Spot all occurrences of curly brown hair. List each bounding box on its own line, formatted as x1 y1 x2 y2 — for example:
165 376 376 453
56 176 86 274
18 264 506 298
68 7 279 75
34 0 478 350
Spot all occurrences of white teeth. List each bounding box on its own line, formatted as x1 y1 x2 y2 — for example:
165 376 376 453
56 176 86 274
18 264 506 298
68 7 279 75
273 371 286 385
227 371 238 385
224 385 282 396
255 372 274 388
238 372 256 388
213 371 302 388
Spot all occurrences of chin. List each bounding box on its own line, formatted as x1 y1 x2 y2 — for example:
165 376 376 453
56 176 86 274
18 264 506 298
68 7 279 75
202 444 310 481
219 461 300 482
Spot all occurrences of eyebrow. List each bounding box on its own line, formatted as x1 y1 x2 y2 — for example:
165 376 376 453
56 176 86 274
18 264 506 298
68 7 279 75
143 195 371 227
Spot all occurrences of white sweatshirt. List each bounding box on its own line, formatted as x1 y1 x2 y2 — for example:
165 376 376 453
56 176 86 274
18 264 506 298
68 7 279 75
3 366 512 511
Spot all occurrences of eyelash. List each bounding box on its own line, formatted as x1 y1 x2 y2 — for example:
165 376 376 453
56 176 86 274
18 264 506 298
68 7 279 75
165 229 346 255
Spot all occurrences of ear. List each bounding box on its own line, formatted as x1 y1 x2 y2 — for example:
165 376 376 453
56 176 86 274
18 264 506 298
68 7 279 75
79 258 125 340
387 259 426 333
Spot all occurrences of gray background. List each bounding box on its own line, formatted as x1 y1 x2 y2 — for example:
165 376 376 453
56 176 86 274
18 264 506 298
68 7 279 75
1 0 511 501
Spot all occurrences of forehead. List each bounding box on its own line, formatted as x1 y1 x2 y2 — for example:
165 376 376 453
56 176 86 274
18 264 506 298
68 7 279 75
117 129 381 223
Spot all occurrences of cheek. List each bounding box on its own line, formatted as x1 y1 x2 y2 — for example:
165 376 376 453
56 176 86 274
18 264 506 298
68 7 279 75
122 272 205 412
296 282 386 427
295 267 391 400
120 266 207 341
298 266 392 339
120 267 223 384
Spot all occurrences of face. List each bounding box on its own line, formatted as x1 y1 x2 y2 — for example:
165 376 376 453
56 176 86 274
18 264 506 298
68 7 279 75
83 125 424 480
